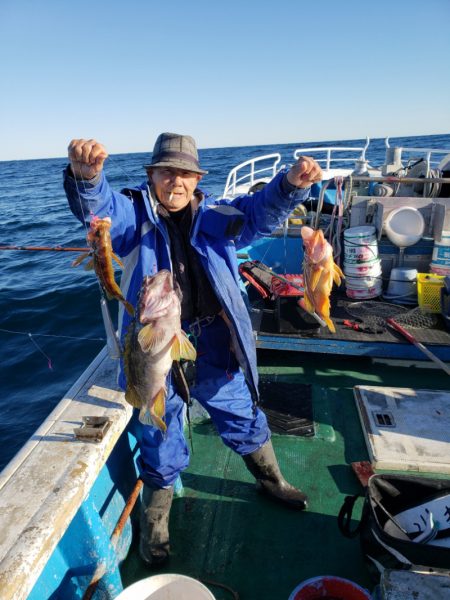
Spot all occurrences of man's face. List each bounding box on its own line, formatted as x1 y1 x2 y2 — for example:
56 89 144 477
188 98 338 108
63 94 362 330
148 167 202 212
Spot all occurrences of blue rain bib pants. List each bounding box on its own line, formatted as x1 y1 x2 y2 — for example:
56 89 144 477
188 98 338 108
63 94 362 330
135 315 270 488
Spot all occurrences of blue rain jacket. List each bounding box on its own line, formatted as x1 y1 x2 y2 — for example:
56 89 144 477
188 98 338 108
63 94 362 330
64 169 310 404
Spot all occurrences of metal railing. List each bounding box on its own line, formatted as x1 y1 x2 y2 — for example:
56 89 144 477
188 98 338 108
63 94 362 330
293 138 370 171
223 153 282 197
384 137 450 169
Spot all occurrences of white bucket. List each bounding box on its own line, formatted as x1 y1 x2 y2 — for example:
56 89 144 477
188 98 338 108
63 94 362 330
346 279 382 299
344 225 377 244
115 574 216 600
344 227 382 298
431 264 450 276
344 226 379 263
344 258 382 277
346 274 381 289
431 231 450 274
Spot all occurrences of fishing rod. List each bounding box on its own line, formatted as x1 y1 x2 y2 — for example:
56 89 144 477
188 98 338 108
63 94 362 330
0 245 90 252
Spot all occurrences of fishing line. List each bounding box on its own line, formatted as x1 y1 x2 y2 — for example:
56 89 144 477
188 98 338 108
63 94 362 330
0 327 105 370
254 183 306 269
0 327 105 341
71 153 126 357
27 333 53 370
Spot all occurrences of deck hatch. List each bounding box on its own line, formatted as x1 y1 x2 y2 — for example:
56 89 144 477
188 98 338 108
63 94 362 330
259 378 314 437
355 385 450 473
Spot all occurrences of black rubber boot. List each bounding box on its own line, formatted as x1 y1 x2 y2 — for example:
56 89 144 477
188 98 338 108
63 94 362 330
243 440 308 510
139 484 174 566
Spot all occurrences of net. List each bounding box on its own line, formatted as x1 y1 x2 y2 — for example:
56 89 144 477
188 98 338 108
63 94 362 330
345 302 439 332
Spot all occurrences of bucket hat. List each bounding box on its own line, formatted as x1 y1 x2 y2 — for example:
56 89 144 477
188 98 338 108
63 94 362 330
144 132 208 175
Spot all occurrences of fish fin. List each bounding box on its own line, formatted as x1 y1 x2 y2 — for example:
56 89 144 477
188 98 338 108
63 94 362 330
138 406 154 426
84 258 95 271
112 253 124 268
72 252 90 267
324 316 336 333
125 385 142 409
303 291 315 314
150 388 168 432
137 324 164 353
309 265 324 292
122 300 135 316
171 331 197 361
333 263 344 286
315 295 330 319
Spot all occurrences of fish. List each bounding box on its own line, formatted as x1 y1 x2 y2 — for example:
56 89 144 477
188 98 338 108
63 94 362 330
73 216 134 316
123 270 197 431
299 226 344 333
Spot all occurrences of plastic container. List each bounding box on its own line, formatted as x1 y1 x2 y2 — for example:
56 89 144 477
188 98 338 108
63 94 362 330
344 226 378 264
115 574 216 600
384 206 425 248
383 267 418 305
288 575 372 600
344 259 382 278
344 227 382 299
417 273 445 313
346 282 383 300
441 276 450 331
431 231 450 275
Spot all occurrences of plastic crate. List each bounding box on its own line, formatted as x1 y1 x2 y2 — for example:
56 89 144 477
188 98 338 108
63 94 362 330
417 273 445 312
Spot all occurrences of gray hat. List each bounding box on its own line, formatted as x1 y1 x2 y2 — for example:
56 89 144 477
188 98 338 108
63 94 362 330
144 132 208 175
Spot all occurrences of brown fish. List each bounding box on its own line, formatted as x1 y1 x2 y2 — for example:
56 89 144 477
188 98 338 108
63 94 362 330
73 216 134 316
300 226 344 333
123 271 197 431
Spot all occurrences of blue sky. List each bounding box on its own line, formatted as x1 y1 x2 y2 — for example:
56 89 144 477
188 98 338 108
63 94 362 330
0 0 449 160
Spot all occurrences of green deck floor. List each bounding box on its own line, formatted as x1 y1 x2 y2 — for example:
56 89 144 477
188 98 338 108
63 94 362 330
120 353 450 599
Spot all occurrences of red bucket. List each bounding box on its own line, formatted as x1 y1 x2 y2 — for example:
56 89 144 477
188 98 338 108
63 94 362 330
288 576 372 600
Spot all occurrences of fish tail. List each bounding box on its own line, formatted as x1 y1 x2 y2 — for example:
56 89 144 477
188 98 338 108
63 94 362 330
324 315 336 333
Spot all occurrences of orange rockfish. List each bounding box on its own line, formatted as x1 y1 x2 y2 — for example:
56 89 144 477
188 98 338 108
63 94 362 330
123 271 197 431
73 216 134 316
300 226 344 333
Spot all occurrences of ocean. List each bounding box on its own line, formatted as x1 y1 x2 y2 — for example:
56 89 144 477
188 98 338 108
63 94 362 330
1 133 449 471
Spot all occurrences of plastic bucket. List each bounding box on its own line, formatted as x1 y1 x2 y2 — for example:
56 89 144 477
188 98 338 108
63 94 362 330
431 231 450 274
344 259 382 277
346 282 382 299
346 275 381 289
344 226 378 264
288 575 372 600
115 574 216 600
344 225 377 244
384 267 417 304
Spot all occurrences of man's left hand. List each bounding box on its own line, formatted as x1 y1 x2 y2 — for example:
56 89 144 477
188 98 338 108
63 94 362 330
287 156 322 188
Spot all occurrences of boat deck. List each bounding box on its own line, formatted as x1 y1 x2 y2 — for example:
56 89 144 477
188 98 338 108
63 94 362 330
250 292 450 360
120 352 450 599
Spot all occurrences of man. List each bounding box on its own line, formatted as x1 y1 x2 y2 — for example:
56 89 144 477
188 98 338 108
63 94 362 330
64 133 322 566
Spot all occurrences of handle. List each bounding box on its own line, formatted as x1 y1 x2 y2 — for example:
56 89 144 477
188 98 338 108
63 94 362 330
386 318 450 376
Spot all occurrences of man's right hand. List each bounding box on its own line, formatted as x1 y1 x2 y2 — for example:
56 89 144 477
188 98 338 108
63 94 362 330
68 139 108 180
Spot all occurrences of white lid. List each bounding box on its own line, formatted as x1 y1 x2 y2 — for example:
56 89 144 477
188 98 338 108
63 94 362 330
344 226 376 238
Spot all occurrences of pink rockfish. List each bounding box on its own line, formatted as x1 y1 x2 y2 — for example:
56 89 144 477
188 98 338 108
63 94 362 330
300 226 344 333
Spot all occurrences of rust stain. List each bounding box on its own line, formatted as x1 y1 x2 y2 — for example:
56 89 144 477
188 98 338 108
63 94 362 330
70 460 88 479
